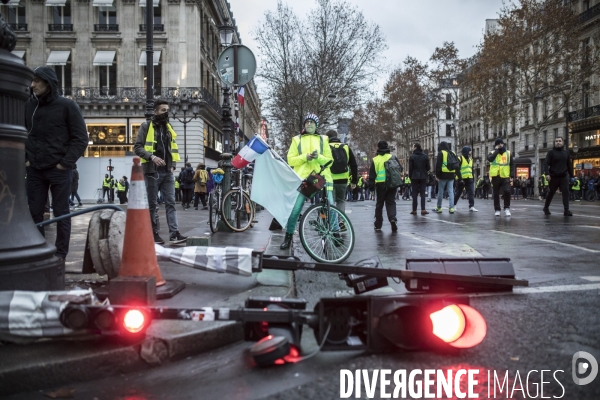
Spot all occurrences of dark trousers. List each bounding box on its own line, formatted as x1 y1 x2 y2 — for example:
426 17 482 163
374 184 397 228
482 186 489 199
411 179 427 211
492 177 511 211
109 188 115 202
70 191 81 205
117 191 127 204
175 188 181 202
102 186 110 199
455 178 475 208
194 192 207 208
27 167 73 258
544 176 570 211
182 188 193 205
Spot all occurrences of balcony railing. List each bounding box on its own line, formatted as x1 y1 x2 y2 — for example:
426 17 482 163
568 105 600 122
60 87 221 114
48 24 74 32
9 23 27 32
579 3 600 24
139 24 164 32
94 24 119 32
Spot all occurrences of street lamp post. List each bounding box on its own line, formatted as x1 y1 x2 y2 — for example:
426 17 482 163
144 0 154 121
170 93 199 163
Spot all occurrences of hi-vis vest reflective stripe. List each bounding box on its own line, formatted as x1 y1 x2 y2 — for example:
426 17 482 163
103 178 112 188
357 176 363 187
374 153 392 183
460 156 473 179
117 182 126 192
489 150 510 178
405 176 411 184
573 180 581 190
141 123 181 163
441 150 457 173
330 143 350 180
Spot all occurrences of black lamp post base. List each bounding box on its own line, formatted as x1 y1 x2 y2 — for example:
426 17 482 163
0 251 65 291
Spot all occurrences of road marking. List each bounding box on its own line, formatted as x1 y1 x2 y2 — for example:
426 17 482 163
573 214 600 219
577 226 600 229
581 276 600 282
490 230 600 253
515 283 600 294
399 233 483 257
420 216 465 226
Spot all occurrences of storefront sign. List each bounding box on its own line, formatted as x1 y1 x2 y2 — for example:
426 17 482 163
575 164 583 169
585 134 599 141
516 167 529 178
584 163 593 169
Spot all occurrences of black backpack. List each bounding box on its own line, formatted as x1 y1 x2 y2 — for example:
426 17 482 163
184 169 194 185
445 150 460 172
384 156 403 189
330 144 348 174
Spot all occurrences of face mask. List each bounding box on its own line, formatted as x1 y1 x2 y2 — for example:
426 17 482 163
153 112 169 125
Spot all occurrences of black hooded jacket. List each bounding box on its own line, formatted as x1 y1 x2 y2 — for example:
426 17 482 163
435 141 455 180
544 146 572 178
25 66 88 169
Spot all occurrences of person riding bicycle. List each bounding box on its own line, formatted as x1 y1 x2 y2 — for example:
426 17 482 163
280 113 335 250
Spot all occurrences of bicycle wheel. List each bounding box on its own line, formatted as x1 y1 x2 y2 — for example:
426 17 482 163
222 190 255 232
208 189 221 233
299 204 355 263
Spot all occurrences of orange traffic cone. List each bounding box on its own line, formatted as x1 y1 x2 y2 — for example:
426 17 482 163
118 156 166 286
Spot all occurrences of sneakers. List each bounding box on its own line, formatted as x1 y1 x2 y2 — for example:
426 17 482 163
374 225 382 231
170 231 188 244
495 210 501 217
433 207 443 213
427 198 431 202
505 209 511 217
449 208 455 214
391 221 398 232
469 207 478 212
543 208 551 215
154 232 165 245
564 210 573 216
339 221 347 232
421 210 429 215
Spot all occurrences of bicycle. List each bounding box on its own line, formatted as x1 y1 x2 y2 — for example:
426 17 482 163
298 165 355 263
208 169 224 233
220 168 255 232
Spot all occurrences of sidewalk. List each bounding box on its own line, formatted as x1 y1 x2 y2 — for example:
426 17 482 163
0 205 293 397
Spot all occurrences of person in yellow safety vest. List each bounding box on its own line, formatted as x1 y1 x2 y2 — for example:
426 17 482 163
102 174 112 202
572 177 581 201
433 141 457 213
325 130 358 211
280 114 335 250
453 146 478 212
356 175 365 201
402 175 412 200
116 176 128 204
542 136 573 216
134 99 187 245
368 140 398 232
487 137 514 217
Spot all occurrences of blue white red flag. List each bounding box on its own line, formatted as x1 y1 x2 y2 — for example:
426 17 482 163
237 86 245 106
232 135 268 169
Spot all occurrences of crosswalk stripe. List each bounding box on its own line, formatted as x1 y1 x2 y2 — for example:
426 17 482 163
581 276 600 282
490 230 600 253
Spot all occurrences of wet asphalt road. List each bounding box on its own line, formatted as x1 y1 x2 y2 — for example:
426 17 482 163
7 197 600 400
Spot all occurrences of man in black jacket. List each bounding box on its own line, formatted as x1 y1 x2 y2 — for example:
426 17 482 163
25 67 88 260
408 143 430 215
543 137 573 216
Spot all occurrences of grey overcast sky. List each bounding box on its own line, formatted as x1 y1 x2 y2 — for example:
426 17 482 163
228 0 505 93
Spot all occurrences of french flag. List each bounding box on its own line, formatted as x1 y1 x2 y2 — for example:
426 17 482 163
232 135 268 169
237 86 245 106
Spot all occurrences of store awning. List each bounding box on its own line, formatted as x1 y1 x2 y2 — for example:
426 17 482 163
93 51 116 66
513 158 532 165
45 0 67 6
6 0 21 7
138 50 161 66
139 0 159 6
92 0 114 6
46 51 70 66
11 50 25 58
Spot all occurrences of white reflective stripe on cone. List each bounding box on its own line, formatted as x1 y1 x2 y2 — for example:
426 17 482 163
128 180 148 209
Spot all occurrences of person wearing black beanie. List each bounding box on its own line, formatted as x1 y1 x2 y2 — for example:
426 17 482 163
542 136 573 216
487 138 514 217
368 140 399 232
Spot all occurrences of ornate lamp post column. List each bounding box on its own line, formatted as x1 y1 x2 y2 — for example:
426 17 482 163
170 93 199 163
0 10 65 290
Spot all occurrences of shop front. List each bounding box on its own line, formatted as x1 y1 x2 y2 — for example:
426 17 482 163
571 131 600 177
513 158 532 179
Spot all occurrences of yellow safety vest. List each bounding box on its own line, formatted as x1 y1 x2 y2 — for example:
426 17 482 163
489 150 510 178
542 175 548 186
174 180 180 189
330 143 350 181
141 122 181 163
117 182 126 192
404 176 411 184
357 176 363 187
441 150 457 173
460 156 473 179
373 153 392 183
572 180 580 190
103 178 111 188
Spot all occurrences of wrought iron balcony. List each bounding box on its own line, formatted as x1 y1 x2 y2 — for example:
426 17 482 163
139 24 164 32
94 24 119 32
579 3 600 24
568 105 600 122
60 87 221 115
48 24 74 32
9 23 27 32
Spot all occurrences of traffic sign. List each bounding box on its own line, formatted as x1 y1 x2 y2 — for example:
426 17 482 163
217 44 257 86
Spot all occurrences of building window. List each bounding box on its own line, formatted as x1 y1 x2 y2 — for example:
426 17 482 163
52 1 71 26
445 93 452 103
141 2 162 31
543 130 547 147
95 6 117 31
525 134 530 146
54 63 72 97
554 128 559 140
445 124 452 137
140 50 162 92
445 107 451 120
98 55 117 96
7 4 27 31
85 124 132 158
